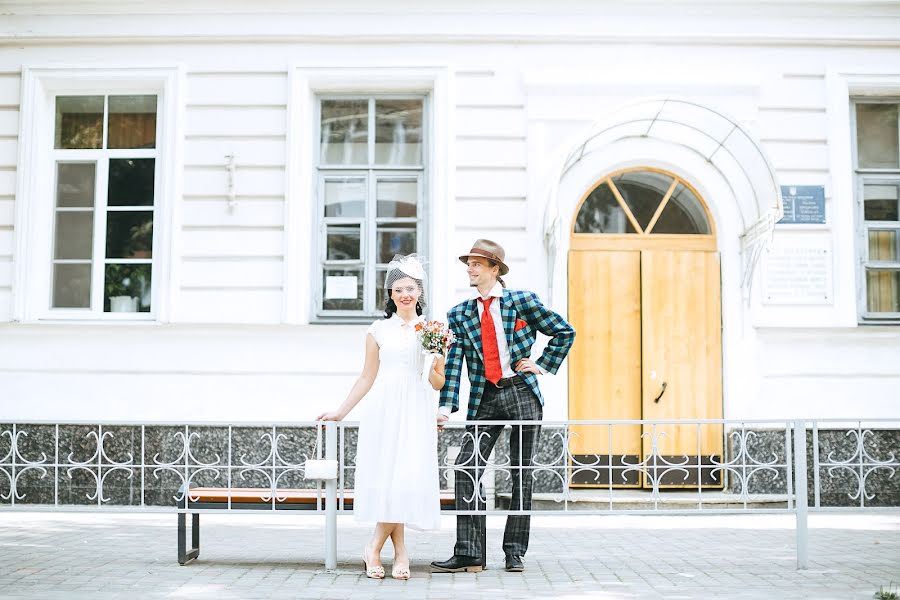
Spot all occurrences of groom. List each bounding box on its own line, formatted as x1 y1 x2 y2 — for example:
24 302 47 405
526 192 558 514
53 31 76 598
431 239 575 573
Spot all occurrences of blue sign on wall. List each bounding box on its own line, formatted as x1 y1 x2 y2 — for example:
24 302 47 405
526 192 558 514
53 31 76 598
779 185 826 224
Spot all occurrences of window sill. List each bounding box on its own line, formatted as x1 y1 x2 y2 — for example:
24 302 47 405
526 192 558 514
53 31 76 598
23 317 162 326
312 313 383 325
858 315 900 326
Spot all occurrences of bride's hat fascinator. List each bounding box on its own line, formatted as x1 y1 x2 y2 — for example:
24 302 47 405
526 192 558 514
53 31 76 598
384 254 427 310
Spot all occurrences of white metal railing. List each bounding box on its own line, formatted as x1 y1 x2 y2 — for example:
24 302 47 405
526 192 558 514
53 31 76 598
1 419 897 570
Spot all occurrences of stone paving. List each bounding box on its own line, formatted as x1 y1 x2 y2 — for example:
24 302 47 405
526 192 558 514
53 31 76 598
0 511 898 599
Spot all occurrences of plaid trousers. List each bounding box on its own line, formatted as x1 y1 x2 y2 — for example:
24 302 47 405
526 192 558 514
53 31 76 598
454 378 542 559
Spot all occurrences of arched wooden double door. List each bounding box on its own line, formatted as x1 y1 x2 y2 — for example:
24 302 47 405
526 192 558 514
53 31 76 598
568 168 723 489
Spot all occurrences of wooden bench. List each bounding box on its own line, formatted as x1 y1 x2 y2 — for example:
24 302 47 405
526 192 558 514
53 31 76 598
177 487 457 565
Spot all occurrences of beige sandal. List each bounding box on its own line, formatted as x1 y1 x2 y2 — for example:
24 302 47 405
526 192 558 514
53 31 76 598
392 562 411 580
363 548 385 579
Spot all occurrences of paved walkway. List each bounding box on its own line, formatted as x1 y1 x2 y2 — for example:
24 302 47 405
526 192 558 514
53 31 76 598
0 511 898 599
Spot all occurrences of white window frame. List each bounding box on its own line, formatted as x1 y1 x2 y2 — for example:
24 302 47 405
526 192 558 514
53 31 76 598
313 93 430 322
14 67 182 323
850 97 900 323
283 66 451 326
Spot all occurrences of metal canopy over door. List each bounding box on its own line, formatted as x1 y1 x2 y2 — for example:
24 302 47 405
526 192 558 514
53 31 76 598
568 168 724 489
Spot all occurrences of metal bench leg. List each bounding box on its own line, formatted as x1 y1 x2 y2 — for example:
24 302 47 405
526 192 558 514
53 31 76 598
178 513 200 565
192 513 200 558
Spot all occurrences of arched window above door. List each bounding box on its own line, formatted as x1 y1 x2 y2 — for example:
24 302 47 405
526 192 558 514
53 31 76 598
574 169 711 235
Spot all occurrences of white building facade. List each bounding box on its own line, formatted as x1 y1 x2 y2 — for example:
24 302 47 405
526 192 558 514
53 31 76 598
0 0 899 427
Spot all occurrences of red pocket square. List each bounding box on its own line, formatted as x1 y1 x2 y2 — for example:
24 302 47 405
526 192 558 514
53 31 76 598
514 319 528 332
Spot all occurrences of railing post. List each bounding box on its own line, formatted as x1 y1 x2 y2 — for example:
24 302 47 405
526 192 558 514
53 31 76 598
793 419 809 569
325 421 338 571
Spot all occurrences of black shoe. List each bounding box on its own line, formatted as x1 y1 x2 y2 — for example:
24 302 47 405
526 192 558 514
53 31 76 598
505 555 524 572
430 555 483 573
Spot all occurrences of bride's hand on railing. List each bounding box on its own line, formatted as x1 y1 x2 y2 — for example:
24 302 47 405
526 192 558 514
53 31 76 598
316 410 344 421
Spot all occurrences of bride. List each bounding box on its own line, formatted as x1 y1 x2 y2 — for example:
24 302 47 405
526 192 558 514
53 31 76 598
317 255 445 580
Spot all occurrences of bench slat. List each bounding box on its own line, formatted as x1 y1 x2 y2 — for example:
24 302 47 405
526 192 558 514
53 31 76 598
187 487 456 507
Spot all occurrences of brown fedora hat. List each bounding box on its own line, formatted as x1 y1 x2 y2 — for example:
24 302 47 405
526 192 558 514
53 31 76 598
458 239 509 275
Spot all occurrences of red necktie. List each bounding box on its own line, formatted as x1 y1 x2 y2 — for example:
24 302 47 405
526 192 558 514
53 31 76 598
480 297 502 385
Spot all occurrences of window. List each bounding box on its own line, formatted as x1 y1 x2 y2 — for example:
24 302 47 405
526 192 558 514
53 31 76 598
574 169 711 235
51 94 158 315
853 101 900 321
315 96 426 318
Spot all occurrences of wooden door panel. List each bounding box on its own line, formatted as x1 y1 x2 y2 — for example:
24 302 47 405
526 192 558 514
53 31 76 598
640 251 723 488
568 250 642 487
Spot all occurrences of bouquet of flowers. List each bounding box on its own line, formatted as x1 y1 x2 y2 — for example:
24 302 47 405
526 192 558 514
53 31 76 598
416 320 455 386
415 320 456 355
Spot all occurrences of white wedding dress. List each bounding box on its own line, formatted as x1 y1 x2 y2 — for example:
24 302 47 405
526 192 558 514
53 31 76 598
353 314 441 530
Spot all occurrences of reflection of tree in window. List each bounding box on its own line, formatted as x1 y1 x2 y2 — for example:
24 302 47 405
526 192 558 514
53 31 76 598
55 96 103 149
343 119 358 164
106 212 153 259
108 159 155 206
652 185 710 235
320 100 368 164
376 101 422 164
612 173 671 231
388 120 406 164
574 172 710 235
327 227 361 261
574 183 633 234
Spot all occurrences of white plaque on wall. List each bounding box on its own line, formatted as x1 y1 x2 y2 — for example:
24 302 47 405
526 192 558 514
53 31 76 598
762 239 832 305
324 276 358 300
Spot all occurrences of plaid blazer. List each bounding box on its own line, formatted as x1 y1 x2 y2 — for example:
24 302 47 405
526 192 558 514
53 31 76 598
440 289 576 419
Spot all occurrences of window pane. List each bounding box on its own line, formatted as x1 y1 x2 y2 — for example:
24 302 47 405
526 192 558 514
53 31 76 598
106 211 153 259
56 163 96 208
864 183 899 222
105 263 152 312
574 181 636 234
324 178 366 218
320 100 368 165
868 230 900 262
108 159 155 207
55 96 103 149
52 263 92 308
856 104 899 169
326 225 361 261
612 171 674 232
323 268 363 311
377 226 416 262
651 184 711 234
866 269 900 313
54 212 94 260
376 179 417 218
375 269 387 310
108 95 157 149
375 99 423 165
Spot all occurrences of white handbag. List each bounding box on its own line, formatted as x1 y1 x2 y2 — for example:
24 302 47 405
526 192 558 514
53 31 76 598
304 426 338 480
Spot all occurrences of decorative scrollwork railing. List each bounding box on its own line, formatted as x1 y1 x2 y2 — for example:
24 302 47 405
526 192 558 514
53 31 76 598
0 419 897 512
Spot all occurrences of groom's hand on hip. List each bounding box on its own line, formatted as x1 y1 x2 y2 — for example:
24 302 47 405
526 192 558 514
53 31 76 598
515 358 541 374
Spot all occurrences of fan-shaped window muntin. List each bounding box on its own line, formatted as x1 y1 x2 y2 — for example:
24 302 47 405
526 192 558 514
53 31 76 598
574 169 711 235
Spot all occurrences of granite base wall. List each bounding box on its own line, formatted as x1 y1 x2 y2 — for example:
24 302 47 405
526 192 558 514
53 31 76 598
2 424 896 507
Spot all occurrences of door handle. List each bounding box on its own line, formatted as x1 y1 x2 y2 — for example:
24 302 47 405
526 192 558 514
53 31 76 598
653 381 667 403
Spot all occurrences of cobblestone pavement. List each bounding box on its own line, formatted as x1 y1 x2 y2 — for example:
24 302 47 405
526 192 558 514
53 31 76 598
0 512 897 599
